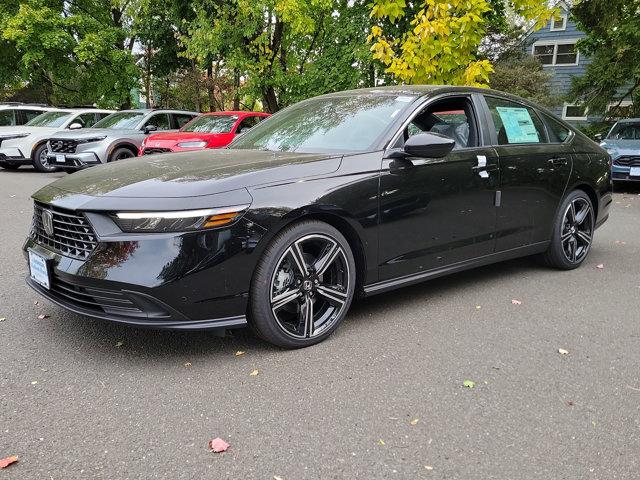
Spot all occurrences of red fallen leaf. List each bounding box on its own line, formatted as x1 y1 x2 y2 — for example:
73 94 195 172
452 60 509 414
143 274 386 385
37 314 49 320
0 456 18 468
511 299 522 305
596 264 604 269
208 438 230 453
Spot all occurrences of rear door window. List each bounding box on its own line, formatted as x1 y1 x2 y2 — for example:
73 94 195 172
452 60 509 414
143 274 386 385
484 96 548 145
0 109 16 126
542 113 572 143
77 112 99 128
146 113 171 130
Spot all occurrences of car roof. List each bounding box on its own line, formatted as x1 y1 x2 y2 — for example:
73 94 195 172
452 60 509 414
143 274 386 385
200 111 269 116
614 118 640 124
117 109 199 114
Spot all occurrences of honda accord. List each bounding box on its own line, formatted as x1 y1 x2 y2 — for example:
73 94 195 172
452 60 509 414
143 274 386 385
24 86 612 348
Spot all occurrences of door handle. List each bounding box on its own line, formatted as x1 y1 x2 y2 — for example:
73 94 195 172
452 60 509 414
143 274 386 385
548 157 568 166
472 155 497 178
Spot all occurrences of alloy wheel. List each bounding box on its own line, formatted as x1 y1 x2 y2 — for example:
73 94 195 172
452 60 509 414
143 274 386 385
39 149 53 171
561 197 593 263
269 234 350 339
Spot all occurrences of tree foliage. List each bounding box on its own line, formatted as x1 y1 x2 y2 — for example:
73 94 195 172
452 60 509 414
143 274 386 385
569 0 640 119
368 0 554 86
1 0 139 108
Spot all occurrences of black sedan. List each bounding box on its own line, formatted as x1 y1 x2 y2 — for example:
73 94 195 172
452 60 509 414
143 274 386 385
24 86 612 348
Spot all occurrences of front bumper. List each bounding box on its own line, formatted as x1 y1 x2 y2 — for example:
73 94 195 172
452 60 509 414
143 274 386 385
46 151 101 171
23 212 261 330
0 148 30 165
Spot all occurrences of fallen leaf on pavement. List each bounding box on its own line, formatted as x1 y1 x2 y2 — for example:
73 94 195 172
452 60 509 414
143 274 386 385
424 465 433 471
37 314 49 319
184 362 192 367
558 348 569 355
475 305 481 310
115 341 124 348
208 438 230 453
235 351 246 356
596 264 604 269
463 380 475 389
249 369 259 376
274 476 284 480
0 317 5 322
410 418 419 426
567 400 574 406
378 439 385 446
31 381 38 385
34 301 38 305
511 299 522 305
0 456 18 468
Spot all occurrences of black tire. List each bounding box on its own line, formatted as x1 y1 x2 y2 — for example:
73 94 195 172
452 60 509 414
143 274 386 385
108 147 135 162
541 189 595 270
32 143 56 172
0 163 20 170
249 220 356 348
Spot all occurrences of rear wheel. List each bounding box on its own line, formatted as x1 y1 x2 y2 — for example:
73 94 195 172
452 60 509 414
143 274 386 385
249 220 356 348
108 147 135 162
32 144 56 172
541 190 595 270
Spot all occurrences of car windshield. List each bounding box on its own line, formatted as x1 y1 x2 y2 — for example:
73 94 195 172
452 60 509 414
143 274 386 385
25 111 72 127
230 94 417 153
607 123 640 140
94 111 145 130
182 115 238 133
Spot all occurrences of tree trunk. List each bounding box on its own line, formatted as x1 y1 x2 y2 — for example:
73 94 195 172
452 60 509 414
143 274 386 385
262 86 279 113
206 63 216 112
233 69 240 110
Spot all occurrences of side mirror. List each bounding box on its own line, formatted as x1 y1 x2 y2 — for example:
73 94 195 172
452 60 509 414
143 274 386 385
68 122 83 130
404 132 455 158
144 125 157 134
594 133 603 142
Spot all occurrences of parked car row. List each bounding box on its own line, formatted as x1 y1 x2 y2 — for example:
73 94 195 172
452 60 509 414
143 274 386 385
0 103 270 173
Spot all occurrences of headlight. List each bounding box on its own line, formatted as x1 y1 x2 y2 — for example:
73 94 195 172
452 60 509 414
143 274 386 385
79 136 107 144
113 205 250 233
177 141 207 148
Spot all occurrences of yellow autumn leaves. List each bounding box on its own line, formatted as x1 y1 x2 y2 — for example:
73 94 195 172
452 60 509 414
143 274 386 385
369 0 555 86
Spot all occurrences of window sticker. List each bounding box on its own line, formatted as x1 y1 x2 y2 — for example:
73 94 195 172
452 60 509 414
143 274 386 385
495 107 540 143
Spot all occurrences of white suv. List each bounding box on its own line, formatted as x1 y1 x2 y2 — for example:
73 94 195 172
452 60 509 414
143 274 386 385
0 108 114 172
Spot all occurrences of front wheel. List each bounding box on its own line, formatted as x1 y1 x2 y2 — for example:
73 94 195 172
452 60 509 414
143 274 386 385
108 147 135 162
32 144 56 172
249 220 356 348
541 190 595 270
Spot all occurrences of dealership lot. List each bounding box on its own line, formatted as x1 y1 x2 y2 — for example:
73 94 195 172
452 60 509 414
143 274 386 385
1 170 639 479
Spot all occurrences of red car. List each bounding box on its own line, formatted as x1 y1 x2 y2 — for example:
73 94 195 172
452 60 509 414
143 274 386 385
139 111 270 155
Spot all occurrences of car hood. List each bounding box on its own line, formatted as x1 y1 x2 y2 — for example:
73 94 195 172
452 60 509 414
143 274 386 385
600 139 640 158
35 148 341 205
48 128 141 139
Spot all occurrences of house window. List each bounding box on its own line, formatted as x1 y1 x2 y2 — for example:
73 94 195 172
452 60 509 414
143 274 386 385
562 104 588 121
606 100 634 119
532 41 579 66
550 14 567 31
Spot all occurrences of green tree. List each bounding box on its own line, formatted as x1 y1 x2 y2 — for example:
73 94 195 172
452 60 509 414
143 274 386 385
489 54 559 107
569 0 640 119
369 0 554 86
1 0 139 107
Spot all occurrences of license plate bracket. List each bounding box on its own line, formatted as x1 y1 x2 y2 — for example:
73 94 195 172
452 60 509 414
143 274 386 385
28 249 51 290
630 167 640 177
55 154 66 163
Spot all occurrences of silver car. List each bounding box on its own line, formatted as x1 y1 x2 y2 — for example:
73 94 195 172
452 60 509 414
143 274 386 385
46 109 198 171
0 108 114 172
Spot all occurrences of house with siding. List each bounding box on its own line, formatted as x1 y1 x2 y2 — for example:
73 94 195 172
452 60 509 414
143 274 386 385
524 1 632 125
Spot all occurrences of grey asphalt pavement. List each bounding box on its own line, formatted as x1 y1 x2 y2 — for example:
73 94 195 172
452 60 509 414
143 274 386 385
1 169 639 480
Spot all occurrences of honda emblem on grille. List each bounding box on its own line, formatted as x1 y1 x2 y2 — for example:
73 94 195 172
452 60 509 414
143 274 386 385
42 209 54 237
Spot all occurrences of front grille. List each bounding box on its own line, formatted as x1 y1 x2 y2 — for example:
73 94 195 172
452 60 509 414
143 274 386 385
49 139 78 153
31 202 97 260
143 148 171 155
50 275 143 315
614 156 640 167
